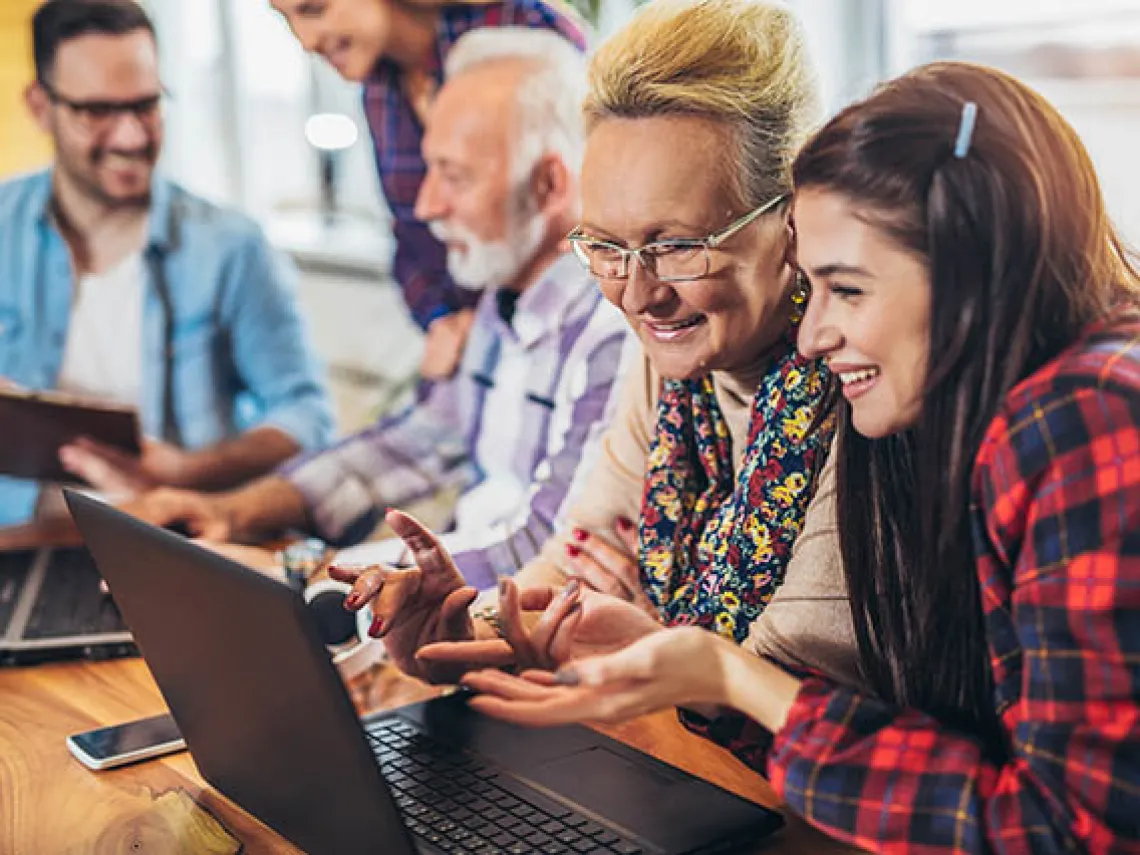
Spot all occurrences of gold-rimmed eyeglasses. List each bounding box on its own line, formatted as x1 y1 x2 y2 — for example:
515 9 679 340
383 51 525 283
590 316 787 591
567 192 787 283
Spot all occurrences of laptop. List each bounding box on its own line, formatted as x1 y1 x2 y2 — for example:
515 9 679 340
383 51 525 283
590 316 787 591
66 491 785 855
0 545 135 666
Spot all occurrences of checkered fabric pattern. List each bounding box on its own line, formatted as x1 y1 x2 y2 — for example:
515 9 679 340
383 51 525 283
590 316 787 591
762 317 1140 853
363 0 587 329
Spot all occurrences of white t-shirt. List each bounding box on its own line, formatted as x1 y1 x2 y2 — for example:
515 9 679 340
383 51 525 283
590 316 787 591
56 252 144 407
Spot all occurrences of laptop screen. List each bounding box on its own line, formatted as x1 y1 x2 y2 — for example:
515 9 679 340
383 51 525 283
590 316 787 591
0 551 36 636
24 549 127 640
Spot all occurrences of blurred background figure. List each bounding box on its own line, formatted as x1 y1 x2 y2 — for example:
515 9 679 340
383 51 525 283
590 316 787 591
270 0 588 383
0 0 334 528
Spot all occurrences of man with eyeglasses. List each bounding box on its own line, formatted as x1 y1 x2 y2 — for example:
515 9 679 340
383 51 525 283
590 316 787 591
122 28 632 609
0 0 335 529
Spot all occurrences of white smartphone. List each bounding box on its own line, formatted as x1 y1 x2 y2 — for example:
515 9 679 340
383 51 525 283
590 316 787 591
66 713 186 771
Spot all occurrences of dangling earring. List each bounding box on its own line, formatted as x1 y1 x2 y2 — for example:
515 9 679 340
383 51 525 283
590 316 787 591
789 272 809 324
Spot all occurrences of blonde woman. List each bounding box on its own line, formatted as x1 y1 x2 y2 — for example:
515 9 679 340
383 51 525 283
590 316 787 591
335 0 861 694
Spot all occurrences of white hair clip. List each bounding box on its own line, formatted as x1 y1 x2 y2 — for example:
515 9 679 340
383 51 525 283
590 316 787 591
954 101 978 159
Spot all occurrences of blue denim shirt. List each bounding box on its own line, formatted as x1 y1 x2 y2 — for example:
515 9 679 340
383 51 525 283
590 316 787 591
0 170 336 526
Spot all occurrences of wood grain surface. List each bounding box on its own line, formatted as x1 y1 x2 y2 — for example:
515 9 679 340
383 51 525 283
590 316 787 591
0 653 859 854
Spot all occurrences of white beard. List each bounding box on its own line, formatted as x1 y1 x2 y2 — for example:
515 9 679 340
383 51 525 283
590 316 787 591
428 197 548 292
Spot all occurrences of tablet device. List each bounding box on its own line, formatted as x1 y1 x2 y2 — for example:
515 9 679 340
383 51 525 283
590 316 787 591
0 387 141 483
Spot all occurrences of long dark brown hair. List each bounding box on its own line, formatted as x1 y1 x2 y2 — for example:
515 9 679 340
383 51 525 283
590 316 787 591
792 62 1140 752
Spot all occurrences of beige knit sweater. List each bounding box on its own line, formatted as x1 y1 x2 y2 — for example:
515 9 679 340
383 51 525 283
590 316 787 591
514 350 863 688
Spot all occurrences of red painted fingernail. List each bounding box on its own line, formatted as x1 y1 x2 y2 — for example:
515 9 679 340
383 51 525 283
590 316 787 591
345 592 360 609
572 528 588 542
566 544 581 558
616 517 634 532
370 615 386 636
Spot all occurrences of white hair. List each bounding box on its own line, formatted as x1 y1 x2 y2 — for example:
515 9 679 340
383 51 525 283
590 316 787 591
444 27 587 183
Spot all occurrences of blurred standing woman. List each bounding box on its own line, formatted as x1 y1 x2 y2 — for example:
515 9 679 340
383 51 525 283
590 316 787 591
465 61 1140 853
271 0 587 378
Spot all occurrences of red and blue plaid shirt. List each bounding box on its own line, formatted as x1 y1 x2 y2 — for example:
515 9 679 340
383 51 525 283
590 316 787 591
363 0 587 330
692 316 1140 853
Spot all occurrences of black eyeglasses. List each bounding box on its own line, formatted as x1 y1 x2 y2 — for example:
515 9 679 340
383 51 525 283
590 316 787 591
40 81 165 134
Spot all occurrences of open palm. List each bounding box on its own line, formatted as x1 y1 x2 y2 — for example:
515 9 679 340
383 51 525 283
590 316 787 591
417 581 663 675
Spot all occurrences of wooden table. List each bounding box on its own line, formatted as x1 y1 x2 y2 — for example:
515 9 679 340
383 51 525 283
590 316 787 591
0 656 858 854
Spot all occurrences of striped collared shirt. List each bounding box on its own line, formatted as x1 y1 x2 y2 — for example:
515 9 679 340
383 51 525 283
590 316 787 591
282 254 631 589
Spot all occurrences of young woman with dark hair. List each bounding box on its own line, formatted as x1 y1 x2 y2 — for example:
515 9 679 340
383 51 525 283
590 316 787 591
462 61 1140 853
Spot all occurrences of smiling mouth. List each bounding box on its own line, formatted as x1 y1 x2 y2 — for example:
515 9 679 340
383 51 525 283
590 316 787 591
643 315 706 341
835 366 881 401
837 367 880 385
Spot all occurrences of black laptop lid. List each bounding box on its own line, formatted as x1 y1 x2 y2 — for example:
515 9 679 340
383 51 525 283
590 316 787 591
66 491 414 855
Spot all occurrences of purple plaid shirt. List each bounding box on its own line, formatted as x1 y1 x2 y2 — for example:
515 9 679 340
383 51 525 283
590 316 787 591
363 0 588 330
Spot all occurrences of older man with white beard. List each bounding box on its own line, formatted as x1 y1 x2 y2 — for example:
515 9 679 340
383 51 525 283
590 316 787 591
125 28 632 594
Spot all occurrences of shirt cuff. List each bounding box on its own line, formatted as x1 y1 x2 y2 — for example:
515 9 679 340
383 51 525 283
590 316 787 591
676 707 774 773
766 677 840 796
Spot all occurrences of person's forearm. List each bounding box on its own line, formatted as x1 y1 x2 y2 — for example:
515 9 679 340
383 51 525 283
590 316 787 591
181 427 301 491
216 475 310 543
719 640 803 733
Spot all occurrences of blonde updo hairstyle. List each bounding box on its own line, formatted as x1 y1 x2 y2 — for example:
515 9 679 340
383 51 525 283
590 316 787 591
584 0 821 212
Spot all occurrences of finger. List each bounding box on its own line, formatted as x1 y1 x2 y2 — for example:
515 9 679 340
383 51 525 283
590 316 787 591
462 668 562 702
72 437 140 472
191 514 232 542
438 586 479 640
496 577 539 668
334 565 387 612
59 445 130 493
565 643 658 687
368 568 423 635
529 581 581 664
466 685 628 728
565 546 630 600
573 529 639 586
146 492 228 541
613 515 639 555
519 670 559 686
327 564 363 584
386 510 462 582
517 586 558 613
417 639 517 668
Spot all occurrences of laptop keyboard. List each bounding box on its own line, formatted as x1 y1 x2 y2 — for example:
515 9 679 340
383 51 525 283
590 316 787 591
24 548 128 640
0 551 35 636
366 717 643 855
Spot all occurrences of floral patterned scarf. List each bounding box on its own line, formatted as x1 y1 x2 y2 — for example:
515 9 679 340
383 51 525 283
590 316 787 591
638 338 834 642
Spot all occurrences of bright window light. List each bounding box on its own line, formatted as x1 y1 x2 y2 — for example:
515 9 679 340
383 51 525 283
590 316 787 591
305 113 360 152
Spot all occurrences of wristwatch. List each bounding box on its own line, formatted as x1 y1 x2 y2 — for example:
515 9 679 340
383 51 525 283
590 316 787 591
278 538 332 592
